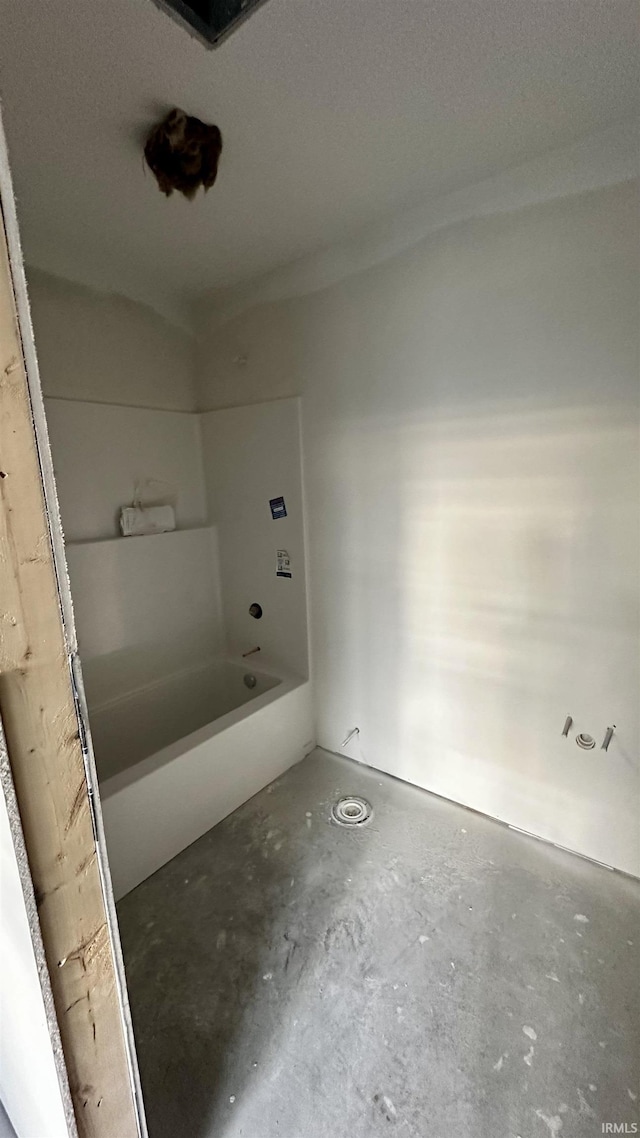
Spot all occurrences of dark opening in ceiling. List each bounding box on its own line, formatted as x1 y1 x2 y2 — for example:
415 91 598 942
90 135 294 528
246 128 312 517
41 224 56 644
153 0 268 47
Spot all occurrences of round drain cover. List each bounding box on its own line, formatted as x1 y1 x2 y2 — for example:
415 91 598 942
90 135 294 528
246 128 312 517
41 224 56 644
331 796 373 827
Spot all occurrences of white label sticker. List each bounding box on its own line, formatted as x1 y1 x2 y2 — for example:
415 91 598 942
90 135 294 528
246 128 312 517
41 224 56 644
277 549 292 578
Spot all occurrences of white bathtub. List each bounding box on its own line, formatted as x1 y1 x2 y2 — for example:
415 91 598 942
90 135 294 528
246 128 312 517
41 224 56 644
89 658 313 898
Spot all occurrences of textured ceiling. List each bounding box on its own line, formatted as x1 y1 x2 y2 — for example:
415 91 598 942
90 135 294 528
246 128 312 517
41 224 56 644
0 0 638 325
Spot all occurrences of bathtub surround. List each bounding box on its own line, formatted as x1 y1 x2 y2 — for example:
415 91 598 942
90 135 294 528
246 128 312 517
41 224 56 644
65 517 312 899
78 400 315 899
117 749 640 1138
201 399 309 677
195 178 640 877
43 398 207 542
26 268 313 902
65 527 225 687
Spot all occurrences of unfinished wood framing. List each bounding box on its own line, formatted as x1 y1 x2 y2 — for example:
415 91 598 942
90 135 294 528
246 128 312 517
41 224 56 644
0 131 143 1136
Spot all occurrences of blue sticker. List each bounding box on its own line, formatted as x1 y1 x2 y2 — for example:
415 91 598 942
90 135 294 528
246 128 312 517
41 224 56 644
269 496 287 520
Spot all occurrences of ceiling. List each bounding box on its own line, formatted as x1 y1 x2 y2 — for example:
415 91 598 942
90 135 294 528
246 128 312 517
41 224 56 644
0 0 637 327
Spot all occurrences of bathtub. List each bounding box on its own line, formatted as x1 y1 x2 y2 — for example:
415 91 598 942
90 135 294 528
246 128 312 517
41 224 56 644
88 658 313 898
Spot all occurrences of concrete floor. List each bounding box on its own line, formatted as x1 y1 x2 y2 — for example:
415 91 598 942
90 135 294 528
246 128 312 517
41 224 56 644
0 1104 16 1138
118 749 640 1138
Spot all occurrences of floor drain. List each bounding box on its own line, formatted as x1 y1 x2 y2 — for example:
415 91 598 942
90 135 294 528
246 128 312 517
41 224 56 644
331 796 373 827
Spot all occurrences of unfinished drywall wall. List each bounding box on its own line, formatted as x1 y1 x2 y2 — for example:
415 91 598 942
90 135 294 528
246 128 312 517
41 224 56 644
201 399 308 677
27 267 204 542
27 267 195 409
197 304 300 410
196 178 640 876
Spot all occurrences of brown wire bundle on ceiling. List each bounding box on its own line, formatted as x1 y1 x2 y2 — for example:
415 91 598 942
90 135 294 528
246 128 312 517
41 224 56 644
144 108 222 200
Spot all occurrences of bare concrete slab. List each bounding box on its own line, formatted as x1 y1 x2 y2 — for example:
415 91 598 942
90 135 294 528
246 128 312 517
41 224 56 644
117 749 640 1138
0 1103 17 1138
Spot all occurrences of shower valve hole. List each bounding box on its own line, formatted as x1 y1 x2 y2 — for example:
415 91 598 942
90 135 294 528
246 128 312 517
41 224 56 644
249 603 263 619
